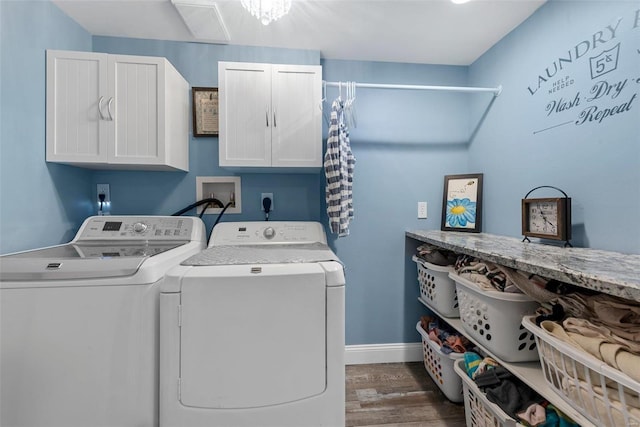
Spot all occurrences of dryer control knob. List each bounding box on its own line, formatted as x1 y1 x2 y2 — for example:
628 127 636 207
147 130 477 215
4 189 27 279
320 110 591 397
263 227 276 239
133 222 148 233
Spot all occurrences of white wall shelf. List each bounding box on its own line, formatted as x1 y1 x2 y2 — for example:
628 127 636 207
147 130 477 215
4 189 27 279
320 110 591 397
408 230 640 427
418 297 595 427
406 230 640 302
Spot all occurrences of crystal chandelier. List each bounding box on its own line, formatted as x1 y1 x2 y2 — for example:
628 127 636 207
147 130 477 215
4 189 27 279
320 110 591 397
240 0 292 26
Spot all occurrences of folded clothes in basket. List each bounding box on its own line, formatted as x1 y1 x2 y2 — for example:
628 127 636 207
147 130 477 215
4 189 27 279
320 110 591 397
540 287 639 333
420 316 470 354
415 244 457 266
474 366 514 388
540 318 640 383
463 350 579 427
482 371 581 427
562 378 640 427
499 266 559 303
471 361 547 422
485 376 544 420
533 404 580 427
463 352 499 380
453 255 595 301
453 255 522 293
564 316 640 355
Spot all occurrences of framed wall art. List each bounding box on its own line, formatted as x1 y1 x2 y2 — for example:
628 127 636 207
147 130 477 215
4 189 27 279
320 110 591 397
192 87 219 137
441 173 483 233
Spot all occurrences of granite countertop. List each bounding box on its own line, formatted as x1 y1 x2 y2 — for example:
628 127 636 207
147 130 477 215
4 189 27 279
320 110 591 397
406 230 640 302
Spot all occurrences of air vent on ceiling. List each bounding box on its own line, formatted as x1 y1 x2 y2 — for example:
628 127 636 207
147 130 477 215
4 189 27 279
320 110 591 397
171 0 230 43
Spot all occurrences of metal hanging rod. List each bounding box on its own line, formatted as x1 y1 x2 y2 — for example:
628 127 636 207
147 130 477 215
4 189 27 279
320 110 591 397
323 80 502 96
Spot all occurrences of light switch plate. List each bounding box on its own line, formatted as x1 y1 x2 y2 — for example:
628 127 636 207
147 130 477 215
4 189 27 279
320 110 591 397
418 202 427 219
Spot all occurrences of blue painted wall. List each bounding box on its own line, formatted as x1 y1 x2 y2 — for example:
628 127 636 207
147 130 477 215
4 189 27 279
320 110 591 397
0 0 94 254
1 0 638 348
468 0 640 254
321 59 472 344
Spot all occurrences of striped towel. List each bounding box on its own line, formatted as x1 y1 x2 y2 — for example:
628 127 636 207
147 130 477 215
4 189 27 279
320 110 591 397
324 99 356 237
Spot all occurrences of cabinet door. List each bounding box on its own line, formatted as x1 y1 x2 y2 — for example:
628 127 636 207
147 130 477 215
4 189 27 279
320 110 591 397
218 62 271 167
46 50 109 164
108 55 164 167
271 65 322 168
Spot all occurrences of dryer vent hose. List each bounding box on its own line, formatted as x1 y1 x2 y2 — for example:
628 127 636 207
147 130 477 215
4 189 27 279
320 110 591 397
172 198 234 242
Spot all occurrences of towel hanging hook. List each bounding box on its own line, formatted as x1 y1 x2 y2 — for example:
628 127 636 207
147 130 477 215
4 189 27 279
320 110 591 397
319 80 327 111
350 81 355 105
350 81 357 128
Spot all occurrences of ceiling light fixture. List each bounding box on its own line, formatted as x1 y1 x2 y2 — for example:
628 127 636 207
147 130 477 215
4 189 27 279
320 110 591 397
240 0 292 25
451 0 471 4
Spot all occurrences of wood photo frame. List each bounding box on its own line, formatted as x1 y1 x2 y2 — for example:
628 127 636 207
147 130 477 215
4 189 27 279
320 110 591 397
192 87 218 137
441 173 483 233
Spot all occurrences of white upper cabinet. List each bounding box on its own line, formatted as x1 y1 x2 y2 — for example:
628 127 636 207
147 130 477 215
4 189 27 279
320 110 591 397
46 50 189 171
218 61 322 169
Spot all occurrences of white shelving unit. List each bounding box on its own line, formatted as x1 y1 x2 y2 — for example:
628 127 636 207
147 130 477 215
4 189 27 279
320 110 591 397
419 297 595 427
406 230 640 301
408 230 640 427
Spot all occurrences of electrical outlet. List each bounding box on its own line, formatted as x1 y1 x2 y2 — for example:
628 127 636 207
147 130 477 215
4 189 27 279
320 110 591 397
261 193 274 211
97 184 111 203
418 201 427 219
97 184 111 215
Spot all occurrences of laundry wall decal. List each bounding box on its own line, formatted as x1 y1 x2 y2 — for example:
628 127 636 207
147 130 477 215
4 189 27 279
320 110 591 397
526 7 640 135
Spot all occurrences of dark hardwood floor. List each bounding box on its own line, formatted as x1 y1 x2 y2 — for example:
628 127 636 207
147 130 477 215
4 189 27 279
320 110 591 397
345 362 467 427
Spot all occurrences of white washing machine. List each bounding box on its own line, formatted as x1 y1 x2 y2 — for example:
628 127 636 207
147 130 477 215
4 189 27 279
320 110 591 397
0 215 207 427
160 221 345 427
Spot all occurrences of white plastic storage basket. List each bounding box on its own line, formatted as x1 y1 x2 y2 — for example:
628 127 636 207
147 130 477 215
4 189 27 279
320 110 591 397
522 316 640 427
450 272 539 362
412 255 459 318
416 322 464 402
453 359 523 427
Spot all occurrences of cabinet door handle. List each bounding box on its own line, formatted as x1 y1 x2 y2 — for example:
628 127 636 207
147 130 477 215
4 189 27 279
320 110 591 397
266 108 269 127
273 109 276 128
98 96 106 120
107 97 114 121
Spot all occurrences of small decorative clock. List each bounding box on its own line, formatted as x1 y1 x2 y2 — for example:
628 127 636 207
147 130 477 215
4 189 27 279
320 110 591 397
521 186 572 247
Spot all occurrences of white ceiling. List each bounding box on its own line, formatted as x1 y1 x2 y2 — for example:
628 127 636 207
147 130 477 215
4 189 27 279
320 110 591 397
52 0 547 66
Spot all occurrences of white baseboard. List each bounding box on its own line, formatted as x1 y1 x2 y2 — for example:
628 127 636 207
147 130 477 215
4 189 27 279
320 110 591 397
345 342 423 365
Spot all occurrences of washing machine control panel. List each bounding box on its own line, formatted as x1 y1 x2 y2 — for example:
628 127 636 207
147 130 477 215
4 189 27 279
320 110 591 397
76 216 196 241
210 221 327 246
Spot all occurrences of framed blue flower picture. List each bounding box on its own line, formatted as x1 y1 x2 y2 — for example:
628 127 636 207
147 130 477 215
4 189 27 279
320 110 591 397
441 173 483 233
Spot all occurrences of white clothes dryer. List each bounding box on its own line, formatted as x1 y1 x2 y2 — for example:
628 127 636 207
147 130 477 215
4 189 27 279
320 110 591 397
160 221 345 427
0 216 207 427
